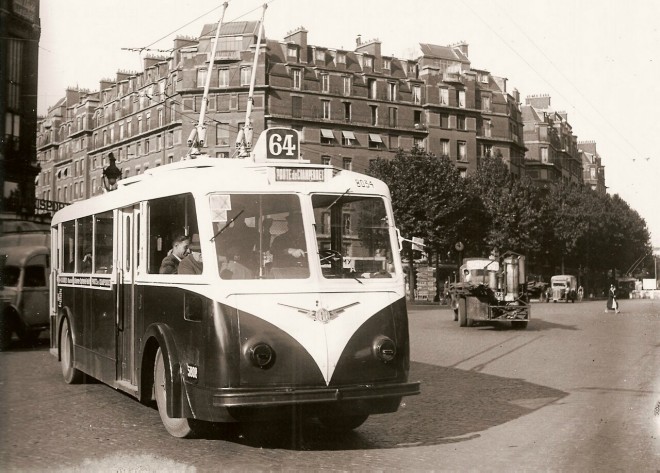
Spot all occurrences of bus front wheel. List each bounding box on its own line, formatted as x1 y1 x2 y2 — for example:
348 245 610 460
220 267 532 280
154 347 202 438
318 413 369 432
60 318 83 384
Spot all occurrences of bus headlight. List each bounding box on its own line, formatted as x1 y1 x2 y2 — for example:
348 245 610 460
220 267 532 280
372 336 396 363
249 343 275 369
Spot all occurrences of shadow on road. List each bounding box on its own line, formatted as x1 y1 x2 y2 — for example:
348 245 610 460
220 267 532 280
196 361 567 451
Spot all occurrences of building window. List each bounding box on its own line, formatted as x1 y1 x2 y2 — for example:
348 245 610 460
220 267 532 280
440 87 449 105
482 95 491 112
388 82 397 101
322 155 331 165
383 58 391 70
458 90 466 108
368 134 383 149
414 110 423 127
218 68 229 87
197 69 207 88
322 100 331 119
368 79 377 99
315 49 325 62
541 147 549 163
389 135 399 149
342 157 352 170
412 85 421 104
343 102 351 122
370 105 378 125
240 67 252 86
287 45 299 61
292 69 302 90
292 96 302 118
457 116 466 131
413 137 425 149
320 129 334 145
321 73 330 93
388 107 397 127
440 139 450 157
484 119 491 137
341 131 356 147
483 144 493 158
364 56 373 69
457 141 467 161
440 113 449 128
343 76 351 96
337 52 346 64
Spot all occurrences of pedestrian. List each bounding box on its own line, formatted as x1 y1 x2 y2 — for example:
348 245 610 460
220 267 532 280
577 285 584 302
605 283 619 313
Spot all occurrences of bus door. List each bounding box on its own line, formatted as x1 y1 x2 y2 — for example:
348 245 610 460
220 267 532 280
117 205 139 385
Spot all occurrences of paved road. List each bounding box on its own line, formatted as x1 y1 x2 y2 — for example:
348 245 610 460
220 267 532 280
1 298 659 471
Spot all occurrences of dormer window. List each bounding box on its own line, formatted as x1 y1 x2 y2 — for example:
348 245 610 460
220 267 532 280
292 69 302 90
287 45 299 62
383 58 391 70
364 56 373 69
336 52 346 64
315 49 325 62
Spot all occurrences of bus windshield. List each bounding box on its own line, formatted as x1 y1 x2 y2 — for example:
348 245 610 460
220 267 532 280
210 193 309 279
312 194 394 279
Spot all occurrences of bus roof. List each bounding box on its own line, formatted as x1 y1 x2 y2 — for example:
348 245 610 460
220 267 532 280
51 155 390 225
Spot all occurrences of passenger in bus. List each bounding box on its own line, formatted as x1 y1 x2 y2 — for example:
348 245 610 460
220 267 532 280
220 246 253 279
159 234 190 274
222 215 258 270
271 211 307 267
178 235 203 275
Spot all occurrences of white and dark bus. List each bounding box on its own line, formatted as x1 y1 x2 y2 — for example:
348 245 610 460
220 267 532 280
50 128 420 437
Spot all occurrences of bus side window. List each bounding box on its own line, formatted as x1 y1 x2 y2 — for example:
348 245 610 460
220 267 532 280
77 216 93 273
94 211 114 273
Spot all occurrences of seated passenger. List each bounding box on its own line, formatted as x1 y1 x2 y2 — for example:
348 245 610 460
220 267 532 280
220 246 253 279
178 235 203 275
159 234 190 274
270 212 307 267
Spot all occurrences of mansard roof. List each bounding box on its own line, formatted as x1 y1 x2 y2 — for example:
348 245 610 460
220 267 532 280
419 43 469 62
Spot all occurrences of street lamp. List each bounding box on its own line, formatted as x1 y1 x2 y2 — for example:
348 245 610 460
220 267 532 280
102 152 122 192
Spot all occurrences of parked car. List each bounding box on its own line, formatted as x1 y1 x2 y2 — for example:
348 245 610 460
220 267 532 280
0 244 50 350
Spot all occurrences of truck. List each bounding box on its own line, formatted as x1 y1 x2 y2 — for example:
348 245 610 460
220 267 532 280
550 275 577 303
449 251 530 330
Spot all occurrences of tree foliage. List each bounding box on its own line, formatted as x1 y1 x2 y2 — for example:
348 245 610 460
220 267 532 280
367 147 485 256
366 148 651 285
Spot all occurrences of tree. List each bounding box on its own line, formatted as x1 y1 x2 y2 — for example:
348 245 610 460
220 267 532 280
469 154 547 262
367 148 486 258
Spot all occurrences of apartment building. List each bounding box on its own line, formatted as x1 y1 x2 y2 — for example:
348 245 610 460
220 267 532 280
2 0 41 213
522 94 582 187
36 22 527 202
579 140 606 193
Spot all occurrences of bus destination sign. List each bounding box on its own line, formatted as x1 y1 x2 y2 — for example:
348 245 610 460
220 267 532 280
275 167 325 182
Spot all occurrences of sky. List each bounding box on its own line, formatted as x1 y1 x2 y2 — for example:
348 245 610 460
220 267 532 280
37 0 660 248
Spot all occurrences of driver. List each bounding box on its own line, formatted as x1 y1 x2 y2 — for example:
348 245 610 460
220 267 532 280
271 211 307 267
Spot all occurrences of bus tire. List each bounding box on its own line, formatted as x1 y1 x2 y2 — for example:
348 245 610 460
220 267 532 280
458 298 467 327
154 347 200 438
318 413 369 432
60 318 83 384
0 311 14 351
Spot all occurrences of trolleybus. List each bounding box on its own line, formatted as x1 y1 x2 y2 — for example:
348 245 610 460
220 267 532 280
49 128 420 437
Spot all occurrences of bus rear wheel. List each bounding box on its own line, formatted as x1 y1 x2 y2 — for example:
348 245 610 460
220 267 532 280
154 347 202 438
318 413 369 432
60 318 83 383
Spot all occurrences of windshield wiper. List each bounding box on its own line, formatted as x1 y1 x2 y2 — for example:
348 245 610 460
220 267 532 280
210 209 244 241
325 188 351 210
